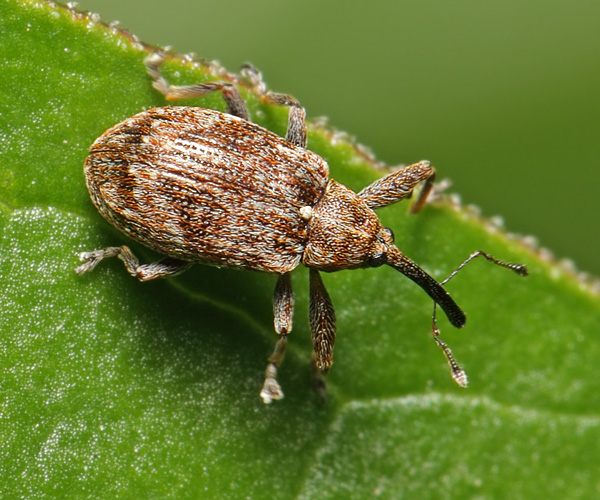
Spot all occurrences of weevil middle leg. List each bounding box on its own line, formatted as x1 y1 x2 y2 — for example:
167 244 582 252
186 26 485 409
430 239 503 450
146 54 317 402
261 273 294 403
261 269 337 403
241 63 307 148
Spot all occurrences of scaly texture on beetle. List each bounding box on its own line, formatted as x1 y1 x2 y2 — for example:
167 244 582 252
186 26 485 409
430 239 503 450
85 107 328 273
76 53 527 403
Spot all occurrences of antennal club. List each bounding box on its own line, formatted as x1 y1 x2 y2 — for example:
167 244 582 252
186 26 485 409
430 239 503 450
432 250 528 387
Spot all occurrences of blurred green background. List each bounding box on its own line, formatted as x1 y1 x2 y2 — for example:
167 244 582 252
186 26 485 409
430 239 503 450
79 0 600 276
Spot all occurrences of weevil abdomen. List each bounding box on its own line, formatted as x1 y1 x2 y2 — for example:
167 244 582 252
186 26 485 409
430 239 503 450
84 106 329 273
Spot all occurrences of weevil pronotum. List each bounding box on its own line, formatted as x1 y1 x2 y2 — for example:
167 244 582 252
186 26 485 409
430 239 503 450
76 53 528 403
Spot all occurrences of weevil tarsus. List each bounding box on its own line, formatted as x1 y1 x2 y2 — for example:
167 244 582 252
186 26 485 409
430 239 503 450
240 62 307 147
76 245 191 281
241 62 301 109
261 273 295 403
431 250 529 386
310 351 328 404
260 335 288 404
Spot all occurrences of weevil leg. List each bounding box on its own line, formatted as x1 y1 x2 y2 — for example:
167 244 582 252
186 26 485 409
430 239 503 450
273 272 295 338
357 160 436 212
241 64 307 148
309 269 336 372
144 53 250 121
261 273 295 403
284 107 308 149
75 246 192 281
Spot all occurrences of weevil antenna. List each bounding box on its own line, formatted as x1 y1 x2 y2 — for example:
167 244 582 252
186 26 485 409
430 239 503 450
432 302 468 387
386 247 466 328
431 250 528 386
439 250 528 287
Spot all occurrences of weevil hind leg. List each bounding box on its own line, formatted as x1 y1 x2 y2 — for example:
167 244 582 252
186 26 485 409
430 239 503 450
144 53 250 121
357 160 436 212
76 245 192 281
145 54 308 147
261 273 295 403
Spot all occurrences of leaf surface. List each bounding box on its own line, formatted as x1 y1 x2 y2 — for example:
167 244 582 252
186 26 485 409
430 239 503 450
1 1 599 498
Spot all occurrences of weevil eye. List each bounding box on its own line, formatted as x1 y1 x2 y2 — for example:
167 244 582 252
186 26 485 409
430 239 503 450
383 227 395 242
367 229 394 267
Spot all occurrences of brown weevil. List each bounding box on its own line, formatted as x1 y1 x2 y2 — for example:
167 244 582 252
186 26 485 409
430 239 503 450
76 53 527 403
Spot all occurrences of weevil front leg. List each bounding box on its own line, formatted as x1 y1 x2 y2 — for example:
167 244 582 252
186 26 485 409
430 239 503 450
261 272 295 403
309 269 336 401
75 246 191 281
357 160 435 213
145 53 251 121
309 269 336 372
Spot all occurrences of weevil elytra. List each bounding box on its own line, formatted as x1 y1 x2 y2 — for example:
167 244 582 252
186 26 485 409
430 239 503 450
76 53 527 403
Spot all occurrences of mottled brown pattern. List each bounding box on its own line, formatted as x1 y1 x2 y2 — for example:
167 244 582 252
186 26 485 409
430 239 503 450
78 54 527 403
303 180 383 272
85 107 328 273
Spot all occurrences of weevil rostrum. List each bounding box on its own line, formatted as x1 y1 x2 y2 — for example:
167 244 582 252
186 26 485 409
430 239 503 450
76 53 527 403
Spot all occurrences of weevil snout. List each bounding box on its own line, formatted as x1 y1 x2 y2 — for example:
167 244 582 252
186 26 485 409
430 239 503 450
386 246 467 328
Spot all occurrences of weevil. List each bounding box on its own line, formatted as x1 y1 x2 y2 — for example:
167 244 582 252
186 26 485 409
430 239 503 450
76 53 527 403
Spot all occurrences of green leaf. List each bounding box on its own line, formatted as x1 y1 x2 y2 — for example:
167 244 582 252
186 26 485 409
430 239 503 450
1 1 599 498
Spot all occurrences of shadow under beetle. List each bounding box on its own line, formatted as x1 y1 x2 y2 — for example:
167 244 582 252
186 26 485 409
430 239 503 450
76 53 527 403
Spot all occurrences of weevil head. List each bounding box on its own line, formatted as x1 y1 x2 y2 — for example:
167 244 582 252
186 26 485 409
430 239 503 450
302 179 466 328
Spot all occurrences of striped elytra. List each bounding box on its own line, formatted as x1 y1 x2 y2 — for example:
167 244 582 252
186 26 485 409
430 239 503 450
84 106 328 274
